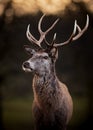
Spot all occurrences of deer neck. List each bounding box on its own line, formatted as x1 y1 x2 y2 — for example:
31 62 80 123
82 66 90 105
32 63 60 110
34 63 57 85
32 62 59 96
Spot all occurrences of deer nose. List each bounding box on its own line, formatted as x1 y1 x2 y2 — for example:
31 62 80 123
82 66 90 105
23 62 30 68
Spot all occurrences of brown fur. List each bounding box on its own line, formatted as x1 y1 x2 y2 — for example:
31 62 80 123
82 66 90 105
32 72 73 130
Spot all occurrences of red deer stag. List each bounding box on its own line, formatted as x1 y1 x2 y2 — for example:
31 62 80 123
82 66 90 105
22 14 89 130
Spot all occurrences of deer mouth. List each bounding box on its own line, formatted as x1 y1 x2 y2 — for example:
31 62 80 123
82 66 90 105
22 62 33 72
22 67 32 72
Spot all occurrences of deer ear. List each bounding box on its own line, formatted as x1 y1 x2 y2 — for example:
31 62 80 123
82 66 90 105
24 45 36 55
50 47 58 61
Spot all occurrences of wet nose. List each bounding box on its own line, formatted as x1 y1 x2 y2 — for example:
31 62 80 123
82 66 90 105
23 62 30 68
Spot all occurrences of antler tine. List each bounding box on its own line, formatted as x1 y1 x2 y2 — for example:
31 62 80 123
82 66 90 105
54 15 89 47
26 14 59 48
44 33 57 47
76 22 81 32
73 14 89 41
51 33 57 46
38 14 45 34
26 24 38 43
45 19 59 34
38 15 59 46
53 33 57 42
38 14 59 35
54 20 77 47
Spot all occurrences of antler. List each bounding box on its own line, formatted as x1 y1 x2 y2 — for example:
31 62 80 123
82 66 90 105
53 15 89 47
26 14 59 48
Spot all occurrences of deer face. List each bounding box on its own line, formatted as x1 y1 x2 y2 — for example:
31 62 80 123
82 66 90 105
22 51 50 75
22 46 58 75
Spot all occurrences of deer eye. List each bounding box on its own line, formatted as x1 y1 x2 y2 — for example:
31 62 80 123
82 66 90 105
43 56 48 59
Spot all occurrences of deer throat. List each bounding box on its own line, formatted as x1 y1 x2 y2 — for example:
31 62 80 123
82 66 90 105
32 72 60 110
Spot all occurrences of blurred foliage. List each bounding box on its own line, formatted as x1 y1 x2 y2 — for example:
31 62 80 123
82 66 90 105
0 0 93 17
0 0 93 130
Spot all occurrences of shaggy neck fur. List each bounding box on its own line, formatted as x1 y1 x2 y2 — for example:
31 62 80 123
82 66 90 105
32 62 60 111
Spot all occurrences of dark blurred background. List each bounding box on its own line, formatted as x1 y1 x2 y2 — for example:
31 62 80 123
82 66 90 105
0 0 93 130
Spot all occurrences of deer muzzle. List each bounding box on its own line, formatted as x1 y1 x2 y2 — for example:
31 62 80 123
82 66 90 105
22 61 33 72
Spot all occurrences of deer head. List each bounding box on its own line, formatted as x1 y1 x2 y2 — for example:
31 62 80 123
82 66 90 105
22 14 89 75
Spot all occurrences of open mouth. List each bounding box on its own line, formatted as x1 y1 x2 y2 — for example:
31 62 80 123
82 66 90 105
22 66 32 72
22 62 34 72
